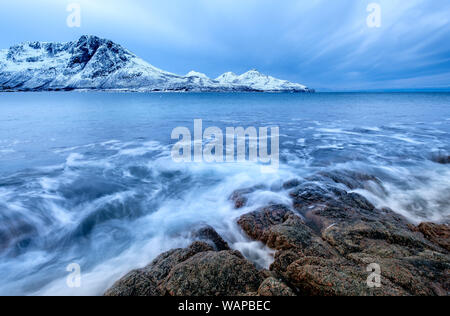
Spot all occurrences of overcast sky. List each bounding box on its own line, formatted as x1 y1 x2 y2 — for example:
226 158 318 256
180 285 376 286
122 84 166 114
1 0 449 91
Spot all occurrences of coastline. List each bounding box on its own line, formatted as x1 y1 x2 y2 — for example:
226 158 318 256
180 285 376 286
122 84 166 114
105 171 450 296
0 88 316 93
0 92 448 296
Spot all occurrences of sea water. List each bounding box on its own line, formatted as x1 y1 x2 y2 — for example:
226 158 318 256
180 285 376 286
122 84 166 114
0 92 449 295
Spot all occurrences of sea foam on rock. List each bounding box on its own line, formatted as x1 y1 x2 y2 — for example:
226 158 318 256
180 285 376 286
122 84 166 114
236 174 449 296
105 241 264 296
105 172 449 296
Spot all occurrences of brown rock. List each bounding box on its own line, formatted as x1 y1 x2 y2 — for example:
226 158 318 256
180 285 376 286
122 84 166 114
230 190 249 209
161 250 263 296
192 225 230 251
106 240 264 297
237 204 293 242
104 269 159 297
237 205 337 260
229 186 265 209
348 253 449 296
234 174 450 296
258 277 296 296
286 257 408 296
107 170 450 297
410 223 450 252
322 220 439 257
105 242 214 296
316 170 384 191
270 250 302 276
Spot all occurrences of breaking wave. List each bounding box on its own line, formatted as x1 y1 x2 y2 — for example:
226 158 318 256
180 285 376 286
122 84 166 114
0 92 449 295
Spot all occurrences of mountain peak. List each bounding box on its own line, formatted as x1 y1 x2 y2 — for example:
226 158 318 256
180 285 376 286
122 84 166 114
215 72 238 82
78 34 101 41
186 71 209 79
0 36 313 92
241 69 267 78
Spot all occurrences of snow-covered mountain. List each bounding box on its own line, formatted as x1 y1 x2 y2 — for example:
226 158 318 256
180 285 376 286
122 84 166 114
216 70 310 92
0 35 314 93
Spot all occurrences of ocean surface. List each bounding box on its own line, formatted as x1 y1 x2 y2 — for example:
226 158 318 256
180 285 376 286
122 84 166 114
0 92 449 295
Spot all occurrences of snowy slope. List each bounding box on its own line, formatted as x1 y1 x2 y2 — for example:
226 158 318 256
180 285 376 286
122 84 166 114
0 35 314 92
216 70 311 92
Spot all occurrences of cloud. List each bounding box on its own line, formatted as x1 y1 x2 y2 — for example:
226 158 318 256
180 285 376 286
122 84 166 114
0 0 449 90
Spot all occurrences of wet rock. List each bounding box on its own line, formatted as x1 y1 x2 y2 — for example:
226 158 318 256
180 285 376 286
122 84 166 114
230 190 249 209
235 176 450 296
286 257 408 296
263 214 314 250
348 253 449 296
290 183 404 234
240 292 259 296
318 218 449 296
229 185 266 209
161 250 263 296
108 170 450 297
106 240 263 297
105 242 214 296
282 179 301 190
315 170 384 191
237 204 338 257
104 269 159 296
270 250 302 276
321 222 449 295
259 269 278 280
262 213 337 260
258 277 296 296
431 154 450 165
322 220 439 257
237 204 293 242
410 223 450 252
290 182 332 206
192 225 230 251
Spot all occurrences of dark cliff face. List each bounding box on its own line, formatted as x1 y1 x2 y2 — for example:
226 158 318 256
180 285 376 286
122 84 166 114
3 35 134 79
68 36 104 69
67 35 133 78
6 42 69 63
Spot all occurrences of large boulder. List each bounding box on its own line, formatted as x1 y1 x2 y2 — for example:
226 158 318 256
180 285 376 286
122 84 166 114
236 175 450 296
237 205 293 242
105 224 264 297
285 257 407 296
105 241 214 296
161 250 263 296
107 171 450 297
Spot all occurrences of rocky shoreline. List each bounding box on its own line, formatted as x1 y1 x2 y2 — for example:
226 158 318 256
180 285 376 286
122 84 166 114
105 171 449 296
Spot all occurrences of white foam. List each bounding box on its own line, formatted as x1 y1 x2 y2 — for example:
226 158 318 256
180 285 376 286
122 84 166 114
316 128 359 135
2 133 450 296
317 144 345 150
390 134 423 144
117 141 165 157
355 165 450 224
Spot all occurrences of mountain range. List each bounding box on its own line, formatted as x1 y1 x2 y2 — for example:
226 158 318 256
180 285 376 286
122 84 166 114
0 35 314 93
